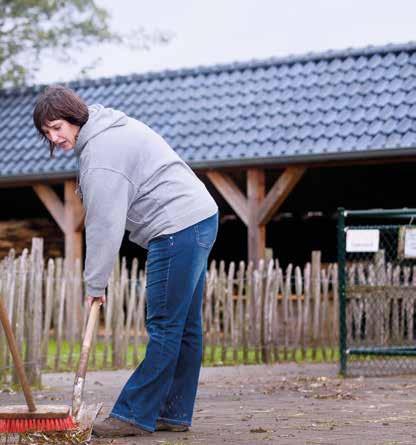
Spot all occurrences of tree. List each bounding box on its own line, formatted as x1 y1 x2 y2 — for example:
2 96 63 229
0 0 173 88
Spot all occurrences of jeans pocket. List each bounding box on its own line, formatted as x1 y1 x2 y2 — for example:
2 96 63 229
149 234 174 249
194 213 218 249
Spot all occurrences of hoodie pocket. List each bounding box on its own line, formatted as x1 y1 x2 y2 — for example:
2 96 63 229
126 205 148 227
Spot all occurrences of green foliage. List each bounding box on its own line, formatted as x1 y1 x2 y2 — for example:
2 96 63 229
0 0 114 87
0 0 174 88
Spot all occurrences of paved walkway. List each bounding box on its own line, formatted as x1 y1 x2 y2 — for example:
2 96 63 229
2 363 416 444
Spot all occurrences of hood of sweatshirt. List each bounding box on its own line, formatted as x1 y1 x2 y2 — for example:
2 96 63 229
74 104 128 157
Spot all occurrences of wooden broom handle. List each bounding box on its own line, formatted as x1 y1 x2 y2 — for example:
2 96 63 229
77 300 101 380
0 295 37 412
72 299 101 417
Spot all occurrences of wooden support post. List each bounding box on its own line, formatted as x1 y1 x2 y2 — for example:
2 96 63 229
247 168 265 266
206 166 306 265
64 180 84 267
33 180 84 266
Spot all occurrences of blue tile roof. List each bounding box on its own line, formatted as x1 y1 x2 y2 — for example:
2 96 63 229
1 42 416 182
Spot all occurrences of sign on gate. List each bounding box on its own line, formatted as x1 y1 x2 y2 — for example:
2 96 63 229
346 229 380 253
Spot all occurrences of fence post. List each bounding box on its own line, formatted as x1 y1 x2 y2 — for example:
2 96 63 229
235 261 245 363
42 259 55 368
321 268 329 361
338 208 347 375
294 266 303 360
263 260 274 363
12 249 28 384
112 258 126 368
27 238 43 386
311 251 321 360
331 264 339 361
244 261 253 364
124 258 138 367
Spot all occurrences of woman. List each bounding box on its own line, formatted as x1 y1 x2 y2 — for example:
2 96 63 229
33 85 218 438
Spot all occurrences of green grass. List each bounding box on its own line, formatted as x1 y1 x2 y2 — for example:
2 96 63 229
42 339 339 372
203 345 339 366
44 339 147 371
0 341 339 390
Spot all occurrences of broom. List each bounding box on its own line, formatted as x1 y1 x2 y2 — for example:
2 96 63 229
0 294 76 434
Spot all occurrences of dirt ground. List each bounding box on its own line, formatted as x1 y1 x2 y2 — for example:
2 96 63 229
1 363 416 444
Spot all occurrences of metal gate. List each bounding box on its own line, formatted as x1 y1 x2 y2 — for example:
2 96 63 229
338 208 416 376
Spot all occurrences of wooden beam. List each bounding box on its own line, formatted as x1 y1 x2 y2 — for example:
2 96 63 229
65 230 83 266
32 184 67 233
258 166 306 225
206 171 249 226
75 211 85 232
71 185 85 232
64 180 83 265
207 166 304 265
33 181 84 264
247 168 265 266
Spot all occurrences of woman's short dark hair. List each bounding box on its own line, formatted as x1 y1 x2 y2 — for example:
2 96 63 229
33 85 89 156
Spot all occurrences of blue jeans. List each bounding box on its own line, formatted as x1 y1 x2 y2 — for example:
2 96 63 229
110 212 218 431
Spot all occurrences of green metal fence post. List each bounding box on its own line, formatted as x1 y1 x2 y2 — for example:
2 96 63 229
338 207 347 375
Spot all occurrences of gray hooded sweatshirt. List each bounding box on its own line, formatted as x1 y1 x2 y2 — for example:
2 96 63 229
74 105 218 296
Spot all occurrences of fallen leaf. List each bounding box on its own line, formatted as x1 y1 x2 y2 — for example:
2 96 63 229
250 427 267 433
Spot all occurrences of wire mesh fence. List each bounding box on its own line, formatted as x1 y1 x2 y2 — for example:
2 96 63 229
338 208 416 376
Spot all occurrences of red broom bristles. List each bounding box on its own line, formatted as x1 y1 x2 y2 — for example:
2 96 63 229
0 416 77 434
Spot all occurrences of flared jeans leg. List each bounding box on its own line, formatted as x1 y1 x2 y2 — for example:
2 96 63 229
110 213 218 431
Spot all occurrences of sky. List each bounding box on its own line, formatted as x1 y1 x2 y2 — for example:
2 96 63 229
35 0 416 84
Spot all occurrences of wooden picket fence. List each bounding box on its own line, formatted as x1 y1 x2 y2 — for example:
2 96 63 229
202 251 339 365
0 239 340 385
